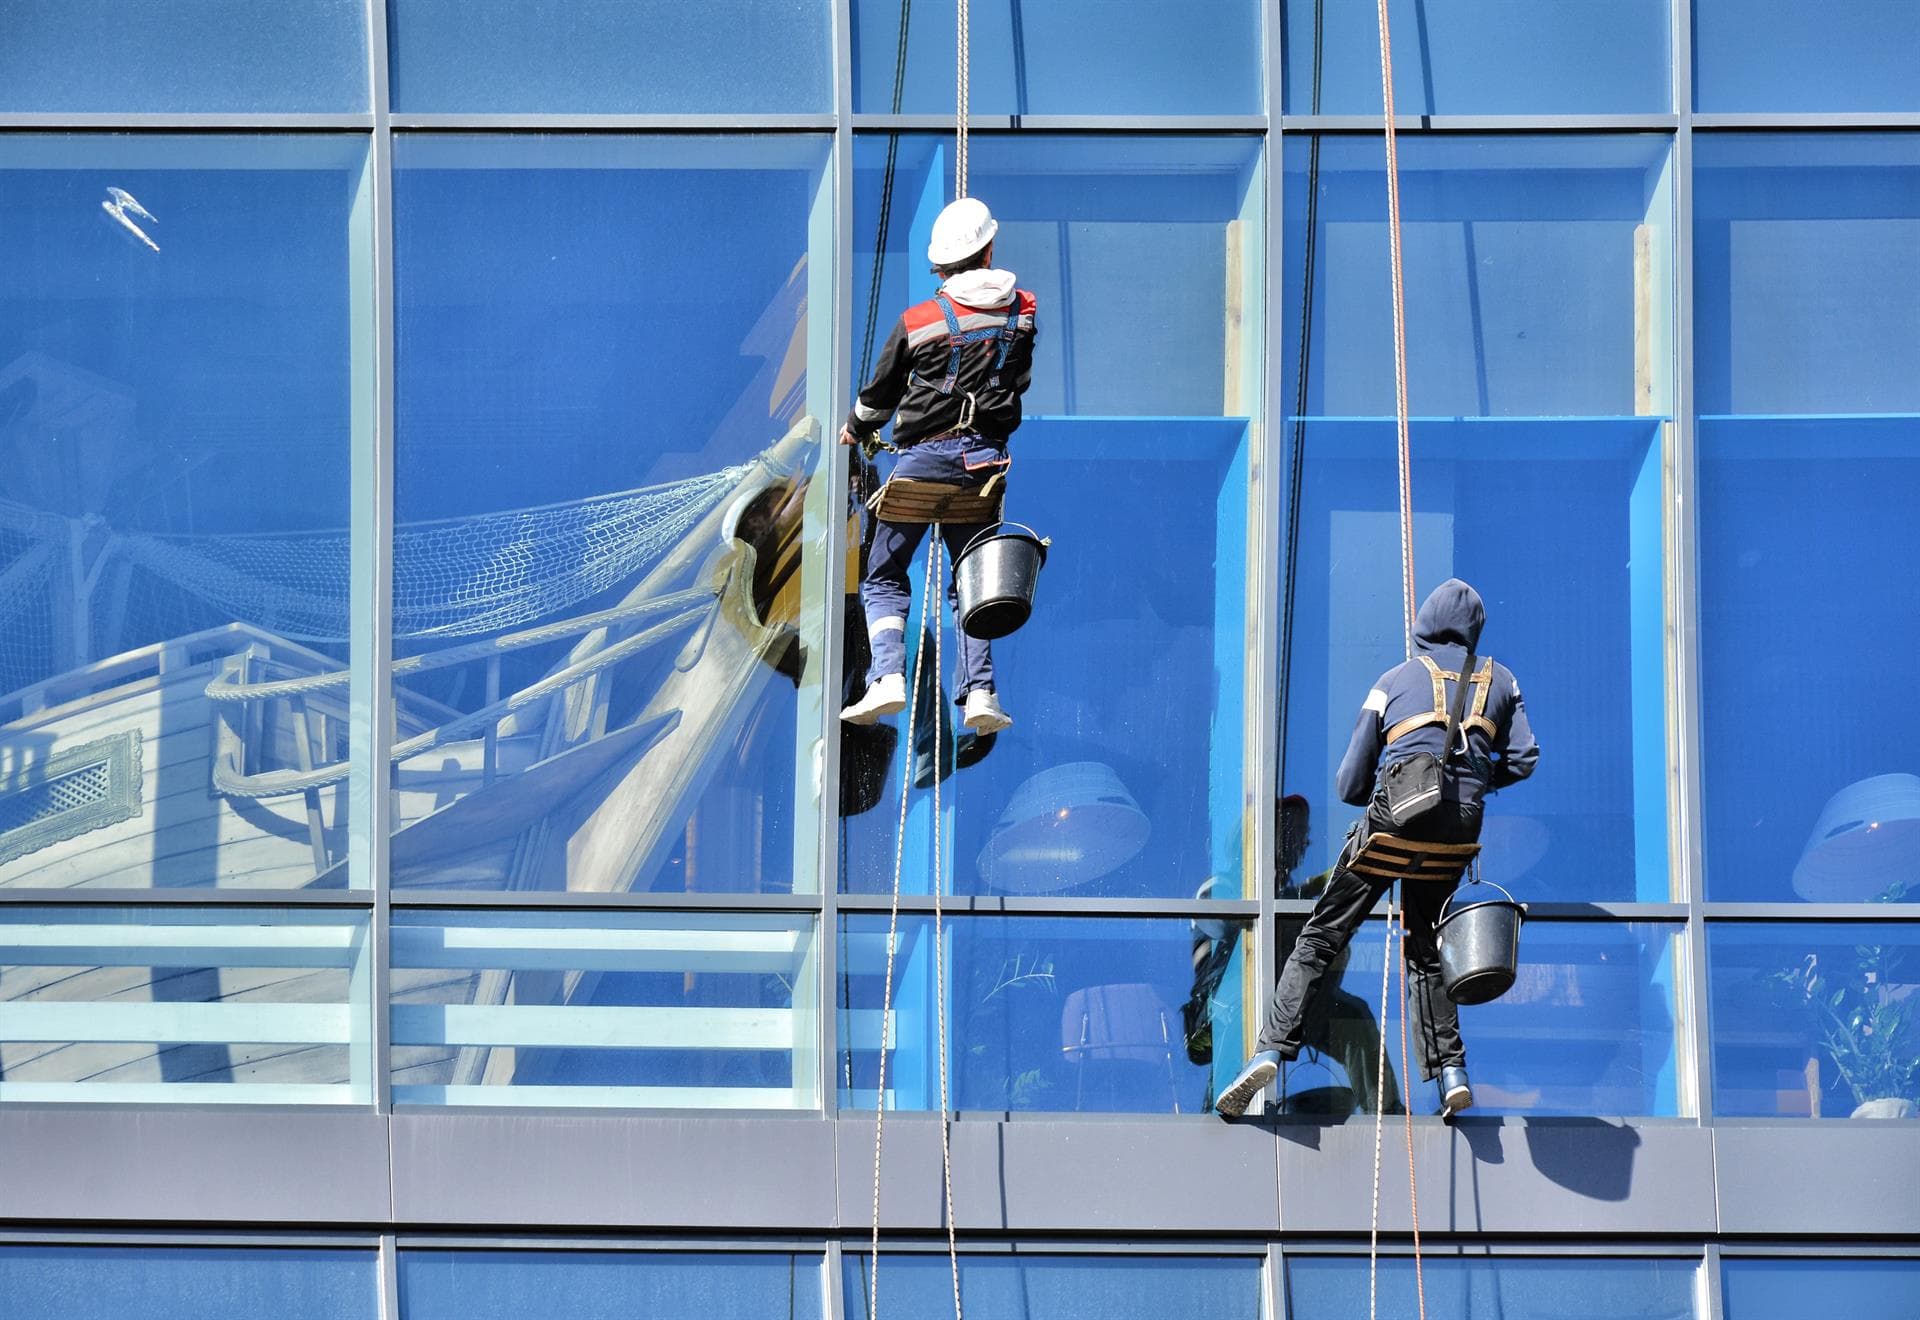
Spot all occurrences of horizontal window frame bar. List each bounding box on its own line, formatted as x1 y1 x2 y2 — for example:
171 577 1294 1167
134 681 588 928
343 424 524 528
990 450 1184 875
1279 1241 1711 1258
851 114 1269 132
0 1230 384 1248
1700 903 1920 921
835 894 1260 918
0 114 375 130
839 1238 1272 1256
395 1233 832 1252
388 113 837 131
388 890 823 913
1279 114 1680 132
1274 900 1692 922
1690 113 1920 129
0 888 373 908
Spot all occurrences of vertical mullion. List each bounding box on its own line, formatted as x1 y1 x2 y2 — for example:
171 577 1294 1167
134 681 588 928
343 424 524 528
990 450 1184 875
1267 1241 1288 1320
1253 0 1286 1115
1670 0 1713 1124
1702 1243 1726 1320
364 0 397 1115
378 1233 402 1320
820 0 857 1119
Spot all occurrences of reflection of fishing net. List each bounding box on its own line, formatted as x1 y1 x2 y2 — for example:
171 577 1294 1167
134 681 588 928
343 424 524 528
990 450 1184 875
0 464 752 696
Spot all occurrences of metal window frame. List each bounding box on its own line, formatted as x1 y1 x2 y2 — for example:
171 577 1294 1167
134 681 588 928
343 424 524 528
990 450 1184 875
0 0 1914 1278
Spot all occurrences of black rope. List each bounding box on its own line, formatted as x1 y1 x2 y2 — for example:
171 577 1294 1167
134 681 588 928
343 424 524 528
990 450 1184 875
1277 0 1327 797
857 0 915 390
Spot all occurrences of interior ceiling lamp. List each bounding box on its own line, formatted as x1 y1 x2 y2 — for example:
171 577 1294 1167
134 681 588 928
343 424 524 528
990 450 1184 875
1792 772 1920 903
976 761 1151 894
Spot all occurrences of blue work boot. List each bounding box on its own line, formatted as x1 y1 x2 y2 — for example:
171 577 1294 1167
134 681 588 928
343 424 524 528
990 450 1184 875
1439 1065 1473 1117
1214 1050 1281 1119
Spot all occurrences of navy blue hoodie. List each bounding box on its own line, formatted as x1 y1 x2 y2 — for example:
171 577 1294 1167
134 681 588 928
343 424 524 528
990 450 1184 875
1333 579 1540 810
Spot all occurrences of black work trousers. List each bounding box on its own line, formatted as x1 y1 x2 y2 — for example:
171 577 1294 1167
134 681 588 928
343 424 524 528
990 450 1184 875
1256 789 1481 1082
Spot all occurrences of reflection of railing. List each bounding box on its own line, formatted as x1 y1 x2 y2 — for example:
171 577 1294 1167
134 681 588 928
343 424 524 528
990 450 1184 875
390 915 825 1109
206 586 716 798
0 917 369 1105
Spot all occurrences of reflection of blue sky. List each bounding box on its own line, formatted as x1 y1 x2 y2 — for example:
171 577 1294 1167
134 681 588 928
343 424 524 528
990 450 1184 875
1290 1255 1698 1320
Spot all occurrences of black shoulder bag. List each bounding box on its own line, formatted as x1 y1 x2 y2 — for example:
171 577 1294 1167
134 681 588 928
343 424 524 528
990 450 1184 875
1379 649 1477 829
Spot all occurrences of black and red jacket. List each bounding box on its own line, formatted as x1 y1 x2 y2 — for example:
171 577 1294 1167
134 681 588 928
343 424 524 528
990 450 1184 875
846 279 1039 446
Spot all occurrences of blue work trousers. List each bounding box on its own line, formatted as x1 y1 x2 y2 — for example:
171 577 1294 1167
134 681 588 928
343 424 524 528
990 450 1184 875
861 436 1003 701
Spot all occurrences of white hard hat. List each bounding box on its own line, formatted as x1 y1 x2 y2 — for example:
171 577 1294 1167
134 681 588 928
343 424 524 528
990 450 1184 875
927 197 998 266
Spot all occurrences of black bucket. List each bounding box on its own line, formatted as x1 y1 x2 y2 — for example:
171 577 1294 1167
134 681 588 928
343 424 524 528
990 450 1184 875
953 522 1049 640
1435 879 1526 1005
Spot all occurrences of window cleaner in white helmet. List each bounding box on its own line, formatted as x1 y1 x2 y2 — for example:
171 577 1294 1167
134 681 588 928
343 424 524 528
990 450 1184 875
839 197 1038 736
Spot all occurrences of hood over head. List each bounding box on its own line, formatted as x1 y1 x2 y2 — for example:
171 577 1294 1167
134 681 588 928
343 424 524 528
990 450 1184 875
1414 578 1485 652
941 267 1018 309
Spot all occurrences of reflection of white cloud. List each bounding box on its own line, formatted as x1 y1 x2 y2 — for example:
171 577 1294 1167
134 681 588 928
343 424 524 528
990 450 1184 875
101 186 159 253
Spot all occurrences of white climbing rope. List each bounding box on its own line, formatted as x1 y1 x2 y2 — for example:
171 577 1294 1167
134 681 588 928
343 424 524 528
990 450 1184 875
955 0 970 198
1369 0 1428 1314
868 530 963 1320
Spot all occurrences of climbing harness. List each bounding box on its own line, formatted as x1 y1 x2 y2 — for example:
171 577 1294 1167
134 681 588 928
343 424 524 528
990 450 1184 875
868 535 964 1320
1385 655 1497 747
909 292 1021 434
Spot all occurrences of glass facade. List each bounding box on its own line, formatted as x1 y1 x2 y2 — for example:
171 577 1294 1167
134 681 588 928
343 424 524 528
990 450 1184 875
0 4 1916 1316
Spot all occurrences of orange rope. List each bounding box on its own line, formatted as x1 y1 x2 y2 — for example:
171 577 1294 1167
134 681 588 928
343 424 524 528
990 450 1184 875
1376 0 1417 661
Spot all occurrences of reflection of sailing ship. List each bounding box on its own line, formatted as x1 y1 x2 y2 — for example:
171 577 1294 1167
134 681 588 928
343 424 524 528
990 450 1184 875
0 258 841 1102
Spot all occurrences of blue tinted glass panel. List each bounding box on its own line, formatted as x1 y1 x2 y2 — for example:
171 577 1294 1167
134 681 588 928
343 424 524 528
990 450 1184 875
844 136 1260 900
390 911 818 1109
844 1253 1260 1320
1260 918 1682 1117
391 135 833 896
401 1250 822 1320
0 1247 374 1320
853 0 1260 114
1695 2 1920 112
1694 135 1920 416
842 914 1250 1113
0 2 366 113
1280 135 1674 902
0 906 372 1105
1281 0 1668 115
0 136 368 889
1709 924 1920 1119
389 1 828 113
1288 1256 1696 1319
1723 1259 1920 1319
1694 136 1920 899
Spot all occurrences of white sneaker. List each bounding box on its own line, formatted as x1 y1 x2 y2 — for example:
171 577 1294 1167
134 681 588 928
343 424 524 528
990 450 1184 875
841 673 906 725
962 688 1013 735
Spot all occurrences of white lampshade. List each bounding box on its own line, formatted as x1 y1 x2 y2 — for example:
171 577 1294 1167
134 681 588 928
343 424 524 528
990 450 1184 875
976 761 1151 893
1792 773 1920 903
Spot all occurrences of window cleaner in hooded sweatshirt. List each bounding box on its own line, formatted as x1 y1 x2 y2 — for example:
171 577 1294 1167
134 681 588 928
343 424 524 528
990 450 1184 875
1215 579 1541 1119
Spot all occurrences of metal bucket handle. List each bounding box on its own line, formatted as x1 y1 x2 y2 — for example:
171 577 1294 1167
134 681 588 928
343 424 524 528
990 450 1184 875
1439 875 1522 923
958 520 1051 566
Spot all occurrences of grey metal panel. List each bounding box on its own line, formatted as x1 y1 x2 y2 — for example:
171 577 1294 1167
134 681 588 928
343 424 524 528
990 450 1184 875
1274 1118 1717 1235
389 1112 838 1228
1714 1123 1920 1236
835 1115 1280 1233
0 1110 392 1224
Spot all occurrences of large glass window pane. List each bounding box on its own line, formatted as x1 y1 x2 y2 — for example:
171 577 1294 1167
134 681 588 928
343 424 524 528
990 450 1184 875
1695 2 1920 112
1253 918 1682 1117
391 911 818 1109
842 136 1261 901
0 136 370 890
1722 1258 1920 1319
1287 1255 1697 1319
388 1 829 113
1281 0 1668 115
391 135 834 897
1695 135 1920 902
0 906 372 1105
0 1246 375 1320
843 1252 1261 1320
0 3 367 113
852 0 1260 115
1708 923 1920 1119
1280 135 1675 902
401 1250 822 1320
841 914 1249 1113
